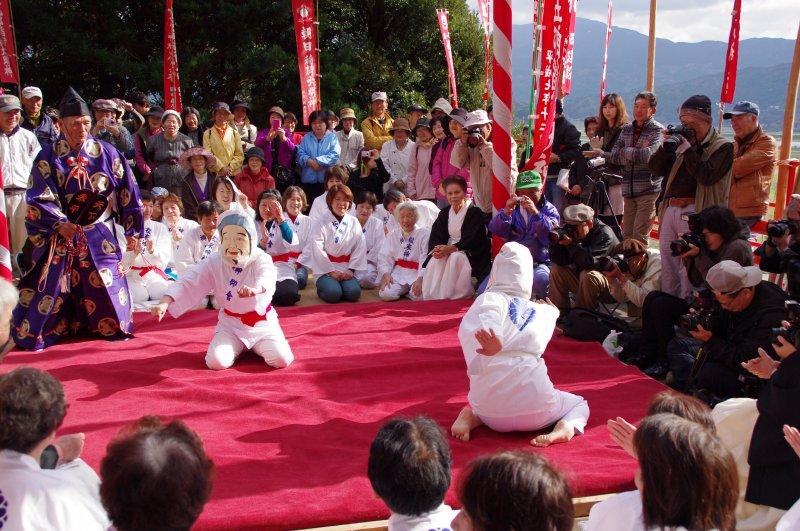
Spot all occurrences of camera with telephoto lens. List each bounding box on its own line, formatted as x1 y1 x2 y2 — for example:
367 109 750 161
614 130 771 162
466 127 484 147
679 289 718 332
770 300 800 348
781 253 800 302
548 225 575 244
669 212 704 256
595 254 630 274
662 124 696 153
767 219 799 239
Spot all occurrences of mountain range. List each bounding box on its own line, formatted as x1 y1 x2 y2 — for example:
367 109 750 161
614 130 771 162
510 18 798 132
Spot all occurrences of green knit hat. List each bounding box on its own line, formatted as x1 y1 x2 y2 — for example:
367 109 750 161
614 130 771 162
516 170 542 190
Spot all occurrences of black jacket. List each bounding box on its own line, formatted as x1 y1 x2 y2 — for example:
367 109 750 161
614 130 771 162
347 159 390 203
428 204 491 282
548 116 581 177
745 350 800 509
181 171 216 223
549 219 619 273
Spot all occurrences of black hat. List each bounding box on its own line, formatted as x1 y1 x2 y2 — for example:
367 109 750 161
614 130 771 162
680 95 712 116
407 103 427 114
58 86 91 118
231 100 251 113
145 106 165 119
245 146 266 163
414 117 432 131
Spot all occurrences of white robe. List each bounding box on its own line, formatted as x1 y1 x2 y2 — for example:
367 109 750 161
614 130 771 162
165 250 294 370
377 226 429 301
457 242 589 433
257 219 300 282
387 504 459 531
778 499 800 531
422 202 472 300
355 215 385 288
373 201 439 234
583 489 644 531
288 213 313 269
124 219 173 305
308 210 367 276
173 226 219 277
0 450 109 531
308 193 356 222
162 217 199 268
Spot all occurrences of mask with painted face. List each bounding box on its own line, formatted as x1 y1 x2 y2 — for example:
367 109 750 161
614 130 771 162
217 211 257 267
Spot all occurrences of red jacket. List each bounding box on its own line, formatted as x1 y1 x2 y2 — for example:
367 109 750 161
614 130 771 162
235 166 275 206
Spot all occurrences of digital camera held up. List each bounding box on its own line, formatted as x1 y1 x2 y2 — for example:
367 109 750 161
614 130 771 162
466 127 484 147
663 124 696 153
767 219 799 239
679 289 718 333
669 212 704 256
594 254 630 274
548 225 575 244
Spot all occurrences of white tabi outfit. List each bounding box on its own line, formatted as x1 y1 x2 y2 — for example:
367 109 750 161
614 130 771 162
257 218 299 283
374 200 439 234
164 250 294 370
354 215 385 288
387 504 459 531
0 450 110 531
457 242 590 434
421 202 473 300
288 212 313 270
124 219 172 306
309 210 367 276
377 225 429 301
174 226 219 277
162 216 199 268
308 193 356 222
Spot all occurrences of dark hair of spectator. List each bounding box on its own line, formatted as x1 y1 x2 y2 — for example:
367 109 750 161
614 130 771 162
324 165 349 186
459 450 573 531
211 177 234 202
383 189 406 210
429 115 453 139
180 106 201 125
283 112 298 124
44 107 60 121
309 110 329 128
441 175 468 193
583 116 599 133
635 414 737 531
354 190 378 209
100 416 214 531
197 200 223 219
140 189 153 202
326 184 354 211
699 205 742 242
635 91 658 109
129 91 150 106
0 368 67 453
646 391 715 434
254 189 283 222
161 193 184 214
367 416 451 516
598 93 630 135
282 186 308 211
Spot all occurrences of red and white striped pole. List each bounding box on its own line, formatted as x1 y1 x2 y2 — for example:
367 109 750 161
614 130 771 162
491 0 513 254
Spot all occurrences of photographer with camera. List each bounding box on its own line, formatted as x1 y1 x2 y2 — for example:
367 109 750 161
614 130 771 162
91 99 134 157
599 239 662 319
451 109 517 219
756 195 800 281
548 204 619 316
650 94 734 298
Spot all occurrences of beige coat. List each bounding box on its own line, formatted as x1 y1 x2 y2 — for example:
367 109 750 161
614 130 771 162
729 127 776 218
451 137 518 213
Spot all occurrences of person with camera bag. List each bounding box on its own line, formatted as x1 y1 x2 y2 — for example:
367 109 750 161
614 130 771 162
650 94 734 299
548 204 619 316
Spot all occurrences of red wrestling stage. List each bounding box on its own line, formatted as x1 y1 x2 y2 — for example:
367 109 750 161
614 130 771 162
2 299 667 530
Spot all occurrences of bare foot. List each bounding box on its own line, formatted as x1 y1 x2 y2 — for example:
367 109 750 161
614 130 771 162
531 420 575 447
54 433 85 463
451 406 484 442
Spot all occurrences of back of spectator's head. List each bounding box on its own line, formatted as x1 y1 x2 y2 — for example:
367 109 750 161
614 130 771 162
456 450 573 531
197 200 223 220
383 189 407 210
129 91 150 107
634 414 737 531
0 368 66 453
646 391 715 434
699 205 741 242
368 416 451 517
100 416 214 531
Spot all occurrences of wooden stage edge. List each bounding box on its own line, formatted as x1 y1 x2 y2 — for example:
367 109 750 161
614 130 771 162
295 493 612 531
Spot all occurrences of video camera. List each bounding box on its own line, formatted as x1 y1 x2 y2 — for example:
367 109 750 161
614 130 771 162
663 124 696 153
548 225 576 244
669 212 704 256
770 300 800 348
585 156 623 185
594 254 629 274
767 219 799 239
679 289 718 333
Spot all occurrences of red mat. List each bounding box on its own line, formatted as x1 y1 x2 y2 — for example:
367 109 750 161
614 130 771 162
2 299 666 530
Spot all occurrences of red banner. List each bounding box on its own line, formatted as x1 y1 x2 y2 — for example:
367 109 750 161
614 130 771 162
477 0 491 105
163 0 182 113
600 0 613 101
0 0 18 85
436 9 459 108
720 0 741 104
522 0 566 175
559 0 576 96
292 0 320 125
0 165 10 280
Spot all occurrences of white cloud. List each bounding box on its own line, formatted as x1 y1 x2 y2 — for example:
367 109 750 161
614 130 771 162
467 0 799 42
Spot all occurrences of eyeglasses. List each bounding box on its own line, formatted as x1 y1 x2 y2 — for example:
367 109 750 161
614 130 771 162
714 288 742 300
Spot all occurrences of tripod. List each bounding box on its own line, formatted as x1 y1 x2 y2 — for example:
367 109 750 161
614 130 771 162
586 173 623 239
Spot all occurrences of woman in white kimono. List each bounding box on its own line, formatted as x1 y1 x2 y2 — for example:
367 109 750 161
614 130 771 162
353 190 385 289
422 176 490 300
308 166 356 221
174 201 222 277
308 184 367 303
124 190 173 306
255 189 301 306
152 210 294 371
283 186 312 290
378 201 429 301
160 193 199 269
374 189 440 234
451 242 589 447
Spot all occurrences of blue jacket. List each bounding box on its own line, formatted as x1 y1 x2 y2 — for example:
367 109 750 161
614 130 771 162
488 198 560 265
296 131 340 184
21 112 59 148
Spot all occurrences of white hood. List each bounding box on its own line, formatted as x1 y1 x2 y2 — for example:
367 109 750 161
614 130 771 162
485 242 533 299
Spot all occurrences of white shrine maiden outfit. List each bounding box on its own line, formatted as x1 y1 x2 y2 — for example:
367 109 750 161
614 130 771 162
174 225 219 277
387 503 459 531
308 209 367 275
355 215 385 288
308 192 356 221
124 219 173 305
163 211 294 370
257 218 299 283
457 242 590 433
378 226 429 301
421 201 473 300
162 216 199 268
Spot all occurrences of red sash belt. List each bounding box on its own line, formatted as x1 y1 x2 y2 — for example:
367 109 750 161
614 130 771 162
272 251 301 262
395 259 420 269
131 265 169 280
327 253 351 264
223 306 272 327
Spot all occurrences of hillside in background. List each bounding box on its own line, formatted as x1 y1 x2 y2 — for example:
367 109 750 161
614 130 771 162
511 18 798 132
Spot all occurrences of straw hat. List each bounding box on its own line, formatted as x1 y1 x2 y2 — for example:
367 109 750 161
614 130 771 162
179 146 216 169
389 117 412 134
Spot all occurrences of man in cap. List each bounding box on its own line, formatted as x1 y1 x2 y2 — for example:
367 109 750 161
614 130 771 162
406 103 427 133
203 102 244 177
486 170 560 299
724 101 777 229
650 94 734 299
0 94 41 276
336 108 364 173
91 99 133 156
665 260 787 400
362 91 394 150
20 86 59 147
11 86 144 351
547 203 619 316
451 109 518 217
381 117 415 193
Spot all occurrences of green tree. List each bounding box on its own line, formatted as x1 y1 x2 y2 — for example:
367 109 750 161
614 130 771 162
12 0 484 126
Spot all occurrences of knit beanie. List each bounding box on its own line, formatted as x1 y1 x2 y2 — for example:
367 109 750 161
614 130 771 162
679 95 712 125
